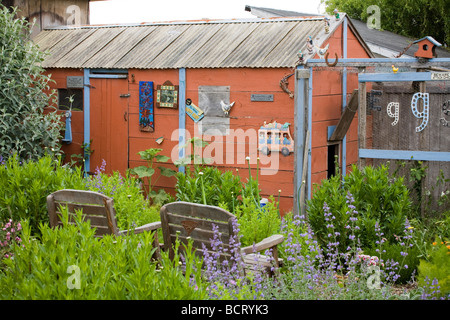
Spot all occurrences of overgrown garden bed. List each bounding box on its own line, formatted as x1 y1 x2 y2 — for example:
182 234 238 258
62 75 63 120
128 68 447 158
0 153 448 300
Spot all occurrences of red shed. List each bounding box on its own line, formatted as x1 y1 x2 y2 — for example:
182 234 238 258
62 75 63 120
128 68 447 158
34 13 373 214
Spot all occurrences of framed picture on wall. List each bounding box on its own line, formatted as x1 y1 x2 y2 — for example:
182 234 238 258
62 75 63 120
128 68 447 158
156 80 178 108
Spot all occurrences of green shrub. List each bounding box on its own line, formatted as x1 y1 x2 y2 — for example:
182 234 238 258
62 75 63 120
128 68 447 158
345 164 411 244
175 165 242 212
0 5 63 161
307 164 412 252
0 209 207 300
0 155 84 235
417 239 450 299
235 197 281 247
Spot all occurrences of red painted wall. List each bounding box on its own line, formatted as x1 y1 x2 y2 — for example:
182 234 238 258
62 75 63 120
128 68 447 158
45 22 371 214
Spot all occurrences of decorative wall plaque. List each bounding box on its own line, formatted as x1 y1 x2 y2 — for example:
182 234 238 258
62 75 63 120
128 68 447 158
251 94 274 102
185 98 204 123
156 80 178 108
66 76 84 88
139 81 154 132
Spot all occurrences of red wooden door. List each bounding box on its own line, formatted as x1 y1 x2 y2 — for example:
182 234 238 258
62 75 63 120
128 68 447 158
90 78 129 175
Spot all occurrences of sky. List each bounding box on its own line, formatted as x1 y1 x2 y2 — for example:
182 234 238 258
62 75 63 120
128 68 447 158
90 0 326 25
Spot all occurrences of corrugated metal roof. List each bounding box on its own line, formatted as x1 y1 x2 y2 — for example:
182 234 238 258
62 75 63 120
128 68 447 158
34 17 341 69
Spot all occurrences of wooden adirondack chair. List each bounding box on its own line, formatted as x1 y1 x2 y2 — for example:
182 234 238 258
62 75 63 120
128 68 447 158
47 189 161 259
160 201 284 275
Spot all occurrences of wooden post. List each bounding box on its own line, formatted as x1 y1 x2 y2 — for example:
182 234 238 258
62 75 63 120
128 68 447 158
293 68 309 215
358 80 367 169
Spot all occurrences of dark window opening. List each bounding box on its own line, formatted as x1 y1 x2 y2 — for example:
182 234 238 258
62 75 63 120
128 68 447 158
58 89 83 111
327 144 340 179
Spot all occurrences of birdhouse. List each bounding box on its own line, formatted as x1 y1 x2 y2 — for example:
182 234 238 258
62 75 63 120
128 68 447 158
413 36 442 59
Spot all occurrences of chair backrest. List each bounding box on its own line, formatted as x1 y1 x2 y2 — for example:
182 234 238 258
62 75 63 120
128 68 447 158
160 201 238 261
47 189 119 237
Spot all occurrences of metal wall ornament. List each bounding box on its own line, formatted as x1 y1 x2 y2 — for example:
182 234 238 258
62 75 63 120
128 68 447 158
387 102 399 126
220 100 235 116
139 81 155 132
411 92 430 132
185 98 204 123
156 80 178 108
258 121 294 156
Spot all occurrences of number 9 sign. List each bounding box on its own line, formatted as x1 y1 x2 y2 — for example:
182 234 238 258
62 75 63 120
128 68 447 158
411 92 429 132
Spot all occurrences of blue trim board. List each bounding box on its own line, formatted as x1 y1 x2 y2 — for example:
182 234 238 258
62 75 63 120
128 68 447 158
295 66 307 206
89 74 128 79
178 68 186 173
359 149 450 162
341 17 348 177
307 57 450 64
307 67 313 200
83 69 90 173
358 72 447 83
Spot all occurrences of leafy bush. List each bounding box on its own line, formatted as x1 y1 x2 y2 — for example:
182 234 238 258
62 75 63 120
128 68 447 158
0 5 63 161
0 210 207 300
129 148 176 206
417 239 450 299
175 165 242 211
235 197 281 247
0 155 84 235
307 164 411 253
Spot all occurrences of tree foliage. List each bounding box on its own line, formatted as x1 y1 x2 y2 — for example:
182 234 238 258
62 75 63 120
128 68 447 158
322 0 449 48
0 5 63 161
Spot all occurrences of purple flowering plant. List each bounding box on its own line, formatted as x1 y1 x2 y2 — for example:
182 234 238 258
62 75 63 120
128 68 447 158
0 219 23 265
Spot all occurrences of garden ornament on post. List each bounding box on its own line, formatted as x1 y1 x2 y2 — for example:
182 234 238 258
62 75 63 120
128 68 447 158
413 36 442 59
315 43 329 59
306 35 314 54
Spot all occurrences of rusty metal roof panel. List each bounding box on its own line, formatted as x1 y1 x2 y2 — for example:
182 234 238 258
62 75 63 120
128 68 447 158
35 17 333 69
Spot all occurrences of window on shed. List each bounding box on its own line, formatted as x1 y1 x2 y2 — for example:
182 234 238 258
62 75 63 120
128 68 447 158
58 89 83 111
327 144 340 179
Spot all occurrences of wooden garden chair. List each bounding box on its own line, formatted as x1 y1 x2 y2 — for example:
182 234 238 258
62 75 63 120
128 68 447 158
160 201 284 276
47 189 161 259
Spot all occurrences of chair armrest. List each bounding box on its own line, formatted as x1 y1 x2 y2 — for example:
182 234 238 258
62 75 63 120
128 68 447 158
118 221 162 236
240 234 284 255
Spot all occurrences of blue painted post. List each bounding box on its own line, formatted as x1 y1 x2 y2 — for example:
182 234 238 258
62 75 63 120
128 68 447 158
178 68 186 173
83 69 90 174
294 66 309 214
341 17 348 177
307 67 313 200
